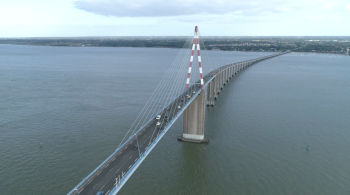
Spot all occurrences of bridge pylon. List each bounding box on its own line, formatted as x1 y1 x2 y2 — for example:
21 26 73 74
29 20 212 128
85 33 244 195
179 26 208 143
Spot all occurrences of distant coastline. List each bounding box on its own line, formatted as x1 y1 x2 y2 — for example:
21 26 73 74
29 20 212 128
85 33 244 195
1 37 350 55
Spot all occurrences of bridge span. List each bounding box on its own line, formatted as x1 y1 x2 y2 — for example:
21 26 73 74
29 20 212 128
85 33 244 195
68 51 289 195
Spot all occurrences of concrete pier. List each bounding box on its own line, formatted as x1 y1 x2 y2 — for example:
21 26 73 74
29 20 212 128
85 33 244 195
206 82 210 106
179 90 208 143
226 68 229 82
220 70 224 89
218 71 222 92
209 77 216 105
206 81 215 106
224 69 227 84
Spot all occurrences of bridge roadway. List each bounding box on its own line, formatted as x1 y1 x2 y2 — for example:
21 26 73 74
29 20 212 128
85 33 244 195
69 52 288 195
78 84 201 195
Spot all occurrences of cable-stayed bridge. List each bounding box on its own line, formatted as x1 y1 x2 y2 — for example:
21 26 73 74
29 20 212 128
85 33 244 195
68 26 289 195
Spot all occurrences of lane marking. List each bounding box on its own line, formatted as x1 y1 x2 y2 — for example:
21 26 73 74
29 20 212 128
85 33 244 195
128 165 132 169
129 156 132 159
124 147 127 149
112 158 116 161
134 158 138 162
106 190 111 195
116 169 120 173
93 183 98 188
100 184 105 190
106 163 109 167
122 155 126 158
97 171 101 176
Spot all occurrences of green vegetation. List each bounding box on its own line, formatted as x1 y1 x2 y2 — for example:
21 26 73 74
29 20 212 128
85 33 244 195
1 36 350 55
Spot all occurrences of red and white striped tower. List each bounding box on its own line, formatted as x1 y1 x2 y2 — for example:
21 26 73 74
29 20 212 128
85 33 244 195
185 26 204 91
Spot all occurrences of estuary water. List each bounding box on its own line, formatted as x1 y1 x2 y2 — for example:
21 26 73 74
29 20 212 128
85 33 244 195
1 44 350 195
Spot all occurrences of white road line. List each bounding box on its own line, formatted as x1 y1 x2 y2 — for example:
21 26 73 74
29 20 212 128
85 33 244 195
93 183 98 188
97 171 101 176
116 169 120 173
100 184 105 190
122 155 126 158
129 156 132 159
128 165 132 169
134 158 138 162
106 190 111 195
112 158 116 161
106 163 109 167
124 147 127 149
141 152 143 155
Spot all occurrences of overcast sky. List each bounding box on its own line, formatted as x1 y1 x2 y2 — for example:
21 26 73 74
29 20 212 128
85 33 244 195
1 0 350 37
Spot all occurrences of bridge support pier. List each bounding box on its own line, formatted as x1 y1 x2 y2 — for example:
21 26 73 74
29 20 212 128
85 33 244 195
223 69 226 86
220 71 224 89
178 90 208 143
217 71 222 93
206 82 210 106
206 78 216 106
226 68 229 82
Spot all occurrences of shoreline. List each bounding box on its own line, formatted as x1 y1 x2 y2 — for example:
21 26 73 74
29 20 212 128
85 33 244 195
1 43 349 56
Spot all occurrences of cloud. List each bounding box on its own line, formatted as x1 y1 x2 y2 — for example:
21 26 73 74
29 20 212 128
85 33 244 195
70 0 323 17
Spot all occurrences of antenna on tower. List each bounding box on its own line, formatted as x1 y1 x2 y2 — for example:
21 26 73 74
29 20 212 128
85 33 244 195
185 26 204 91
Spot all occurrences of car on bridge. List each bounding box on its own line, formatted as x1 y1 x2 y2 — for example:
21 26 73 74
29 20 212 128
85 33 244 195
156 115 161 120
96 191 104 195
156 122 161 126
132 145 138 151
